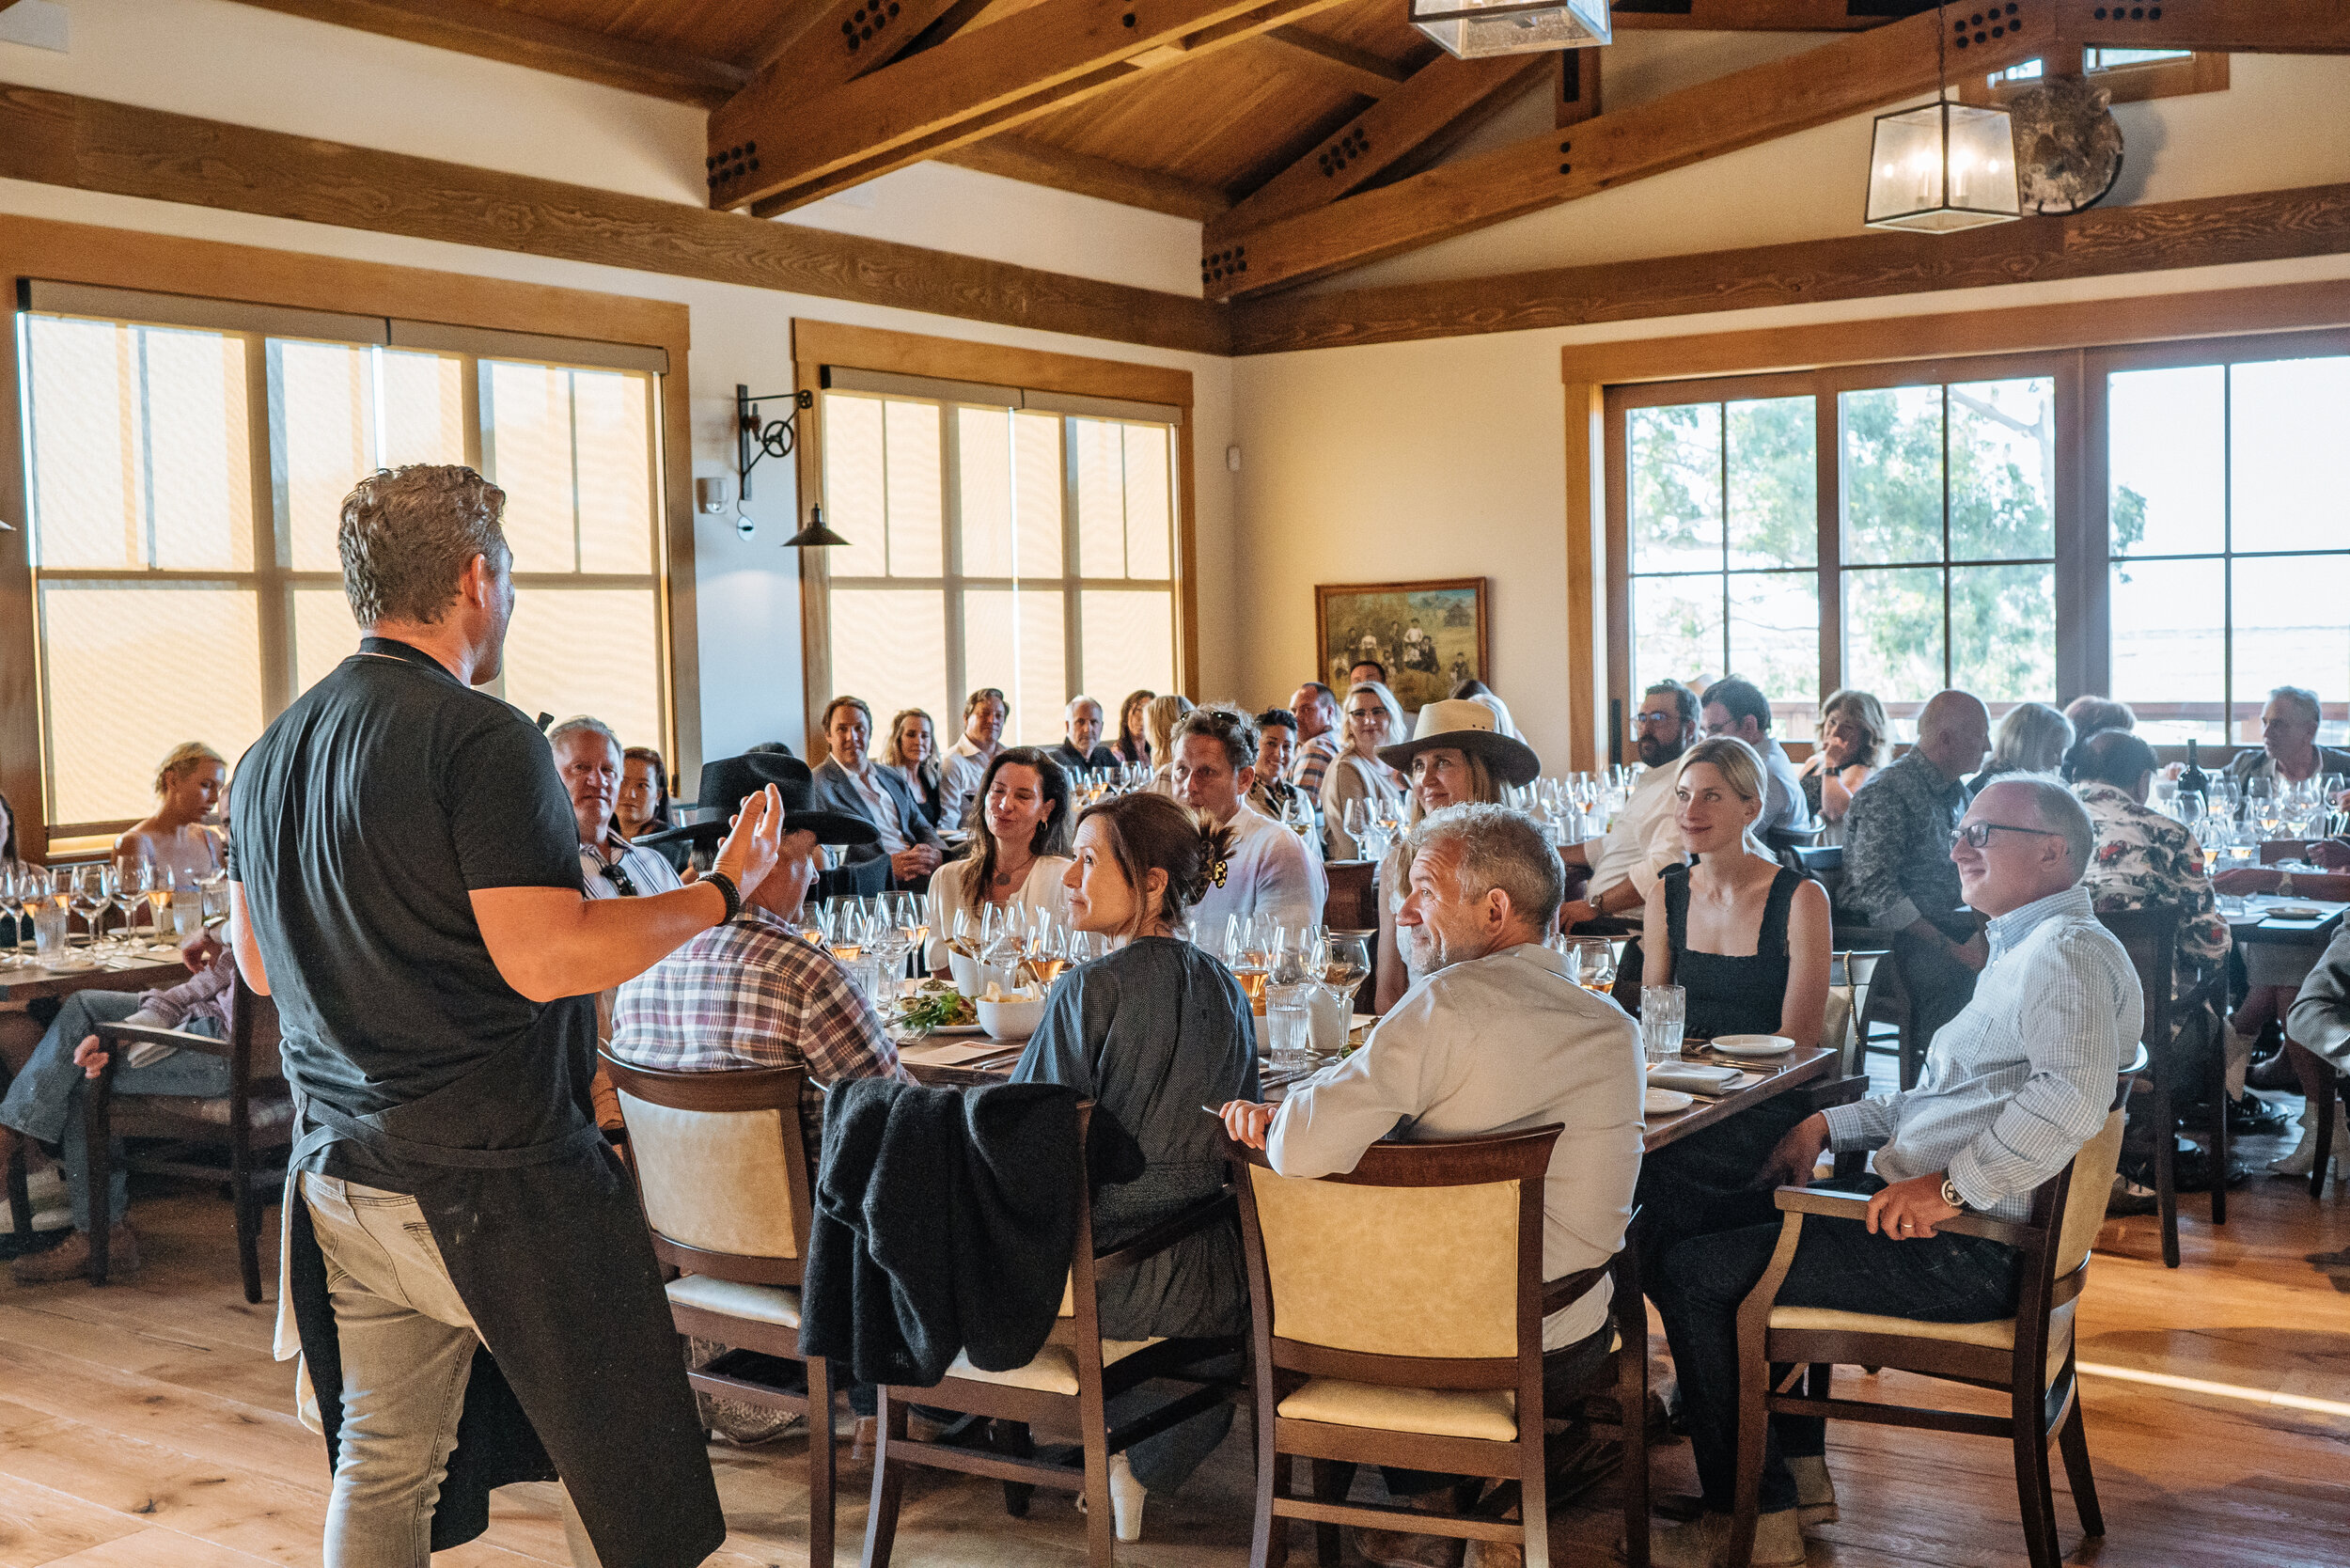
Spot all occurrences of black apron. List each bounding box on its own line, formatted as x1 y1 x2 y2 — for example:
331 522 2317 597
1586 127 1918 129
271 645 725 1566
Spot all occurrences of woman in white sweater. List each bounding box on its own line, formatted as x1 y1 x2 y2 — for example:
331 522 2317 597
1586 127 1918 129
1319 681 1408 861
925 745 1076 974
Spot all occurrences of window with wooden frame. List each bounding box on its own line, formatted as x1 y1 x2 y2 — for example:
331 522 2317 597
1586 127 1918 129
791 322 1197 752
6 251 688 854
1604 325 2350 748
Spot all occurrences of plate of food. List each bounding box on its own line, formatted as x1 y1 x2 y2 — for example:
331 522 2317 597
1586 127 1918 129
893 981 981 1036
1709 1034 1796 1058
1643 1087 1694 1115
2263 903 2330 921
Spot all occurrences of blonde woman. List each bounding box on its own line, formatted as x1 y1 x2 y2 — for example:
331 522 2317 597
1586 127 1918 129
880 708 948 829
1970 701 2075 795
115 742 227 885
1142 693 1194 795
1369 698 1541 1011
1319 682 1407 860
1795 688 1887 847
1642 735 1830 1046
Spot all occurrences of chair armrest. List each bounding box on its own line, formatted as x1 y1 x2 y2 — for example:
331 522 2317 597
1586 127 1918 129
1541 1262 1609 1317
1771 1183 2033 1247
1094 1189 1235 1276
1799 1074 1871 1114
92 1021 232 1060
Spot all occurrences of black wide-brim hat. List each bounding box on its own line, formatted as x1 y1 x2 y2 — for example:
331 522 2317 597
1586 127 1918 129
637 751 880 850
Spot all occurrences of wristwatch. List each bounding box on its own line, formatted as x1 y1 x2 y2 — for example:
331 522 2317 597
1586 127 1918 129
1939 1175 1966 1211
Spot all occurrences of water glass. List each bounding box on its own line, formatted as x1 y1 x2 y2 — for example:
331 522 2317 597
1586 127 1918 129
1639 985 1686 1065
1266 982 1316 1070
31 898 70 964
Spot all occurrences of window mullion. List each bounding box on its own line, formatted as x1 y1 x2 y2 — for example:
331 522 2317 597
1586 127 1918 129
943 402 966 715
1062 416 1083 699
1817 389 1842 702
247 331 291 714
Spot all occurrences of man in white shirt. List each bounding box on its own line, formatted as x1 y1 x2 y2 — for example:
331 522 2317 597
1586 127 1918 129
1171 704 1326 942
1559 680 1698 931
1222 805 1642 1568
938 686 1008 830
809 696 947 890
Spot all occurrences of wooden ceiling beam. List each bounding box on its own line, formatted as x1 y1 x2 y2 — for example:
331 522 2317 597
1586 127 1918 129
935 134 1232 217
2052 0 2350 53
1259 26 1410 97
1203 52 1546 248
1608 0 1923 30
1225 180 2350 354
0 81 1230 355
221 0 748 107
728 0 984 145
1206 6 2050 297
709 0 1354 214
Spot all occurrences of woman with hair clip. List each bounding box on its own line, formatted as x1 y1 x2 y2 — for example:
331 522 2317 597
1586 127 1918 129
1113 689 1156 767
923 746 1075 975
1795 688 1887 847
1010 791 1258 1542
116 741 227 885
1369 698 1541 1011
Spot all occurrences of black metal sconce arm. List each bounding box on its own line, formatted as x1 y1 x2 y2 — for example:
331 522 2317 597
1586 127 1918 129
737 384 814 501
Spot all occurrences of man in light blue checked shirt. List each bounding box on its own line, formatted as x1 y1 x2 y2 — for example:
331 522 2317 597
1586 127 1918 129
1646 775 2140 1568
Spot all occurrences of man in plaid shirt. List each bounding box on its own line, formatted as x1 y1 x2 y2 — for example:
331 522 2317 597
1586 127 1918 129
610 756 912 1160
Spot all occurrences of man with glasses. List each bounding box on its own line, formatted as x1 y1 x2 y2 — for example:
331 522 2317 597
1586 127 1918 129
1644 775 2138 1566
1841 688 1993 1049
553 715 683 909
1559 681 1699 933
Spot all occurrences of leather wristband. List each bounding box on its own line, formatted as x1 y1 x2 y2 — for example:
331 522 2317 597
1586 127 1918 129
704 870 742 925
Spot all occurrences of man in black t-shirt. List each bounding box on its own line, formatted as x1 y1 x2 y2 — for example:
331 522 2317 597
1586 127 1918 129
229 465 778 1568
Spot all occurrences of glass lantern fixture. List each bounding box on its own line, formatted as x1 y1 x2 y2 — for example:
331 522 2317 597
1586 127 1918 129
1864 100 2021 232
1410 0 1610 60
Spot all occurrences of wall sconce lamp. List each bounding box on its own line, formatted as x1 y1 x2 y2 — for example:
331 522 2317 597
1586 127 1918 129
737 383 846 548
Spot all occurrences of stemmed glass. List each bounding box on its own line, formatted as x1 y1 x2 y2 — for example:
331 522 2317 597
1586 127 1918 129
1315 930 1370 1016
70 864 110 955
1340 799 1370 859
145 865 181 949
0 866 32 965
114 861 149 949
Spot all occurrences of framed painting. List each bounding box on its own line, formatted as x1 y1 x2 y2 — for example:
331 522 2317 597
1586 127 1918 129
1314 578 1489 712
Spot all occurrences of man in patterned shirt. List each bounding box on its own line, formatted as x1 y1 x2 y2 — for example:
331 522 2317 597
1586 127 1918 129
1647 776 2138 1566
2071 729 2232 1016
610 756 912 1161
1287 682 1341 798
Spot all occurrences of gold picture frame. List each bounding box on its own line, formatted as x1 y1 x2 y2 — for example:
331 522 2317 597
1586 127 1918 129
1314 577 1490 712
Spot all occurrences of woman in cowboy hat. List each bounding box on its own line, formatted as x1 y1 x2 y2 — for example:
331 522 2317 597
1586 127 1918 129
1370 698 1543 1011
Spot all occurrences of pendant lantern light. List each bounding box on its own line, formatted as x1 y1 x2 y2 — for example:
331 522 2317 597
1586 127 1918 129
1410 0 1609 60
1864 2 2021 232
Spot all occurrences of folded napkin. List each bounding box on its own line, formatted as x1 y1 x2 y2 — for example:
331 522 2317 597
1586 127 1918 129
1646 1062 1747 1095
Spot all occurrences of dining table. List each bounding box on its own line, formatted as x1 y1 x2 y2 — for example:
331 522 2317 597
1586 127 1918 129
894 1022 1839 1155
0 946 191 1003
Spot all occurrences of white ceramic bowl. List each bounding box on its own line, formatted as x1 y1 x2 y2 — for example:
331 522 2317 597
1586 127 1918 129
976 996 1047 1040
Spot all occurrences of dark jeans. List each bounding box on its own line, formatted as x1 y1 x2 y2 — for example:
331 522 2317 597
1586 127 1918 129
1652 1175 2020 1514
1384 1321 1615 1497
1892 926 1979 1067
1632 1092 1814 1294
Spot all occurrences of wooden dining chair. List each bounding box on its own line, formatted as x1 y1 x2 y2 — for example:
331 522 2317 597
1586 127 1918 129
85 974 290 1301
2094 904 2224 1267
1222 1123 1649 1568
861 1104 1245 1568
598 1053 839 1566
1722 1049 2142 1568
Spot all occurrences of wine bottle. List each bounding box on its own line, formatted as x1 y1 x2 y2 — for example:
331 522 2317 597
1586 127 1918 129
2179 738 2209 797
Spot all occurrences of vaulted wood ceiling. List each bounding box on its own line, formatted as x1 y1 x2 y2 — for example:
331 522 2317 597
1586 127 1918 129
227 0 2350 303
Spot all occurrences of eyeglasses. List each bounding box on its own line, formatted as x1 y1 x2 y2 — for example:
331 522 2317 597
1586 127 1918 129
1950 822 2063 850
1634 710 1681 726
598 859 642 898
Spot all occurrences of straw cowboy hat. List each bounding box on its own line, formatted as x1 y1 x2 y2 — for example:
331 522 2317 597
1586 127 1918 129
1377 698 1541 788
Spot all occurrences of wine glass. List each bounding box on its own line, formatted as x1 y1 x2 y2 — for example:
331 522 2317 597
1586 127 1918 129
145 865 180 949
1340 798 1370 857
1318 932 1370 1014
70 864 109 953
1569 937 1617 996
0 866 29 965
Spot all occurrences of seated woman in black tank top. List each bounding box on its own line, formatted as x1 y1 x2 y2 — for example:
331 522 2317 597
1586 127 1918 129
1641 736 1831 1046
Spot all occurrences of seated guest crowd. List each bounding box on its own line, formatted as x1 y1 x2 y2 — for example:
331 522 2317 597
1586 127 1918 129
25 654 2343 1568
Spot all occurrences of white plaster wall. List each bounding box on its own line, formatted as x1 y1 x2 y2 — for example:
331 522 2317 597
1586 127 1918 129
0 0 1233 764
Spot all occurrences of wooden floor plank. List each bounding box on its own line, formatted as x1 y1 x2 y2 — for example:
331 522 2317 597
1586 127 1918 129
1 1132 2346 1566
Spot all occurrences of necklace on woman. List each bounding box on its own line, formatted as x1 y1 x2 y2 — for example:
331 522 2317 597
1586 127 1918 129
992 853 1033 891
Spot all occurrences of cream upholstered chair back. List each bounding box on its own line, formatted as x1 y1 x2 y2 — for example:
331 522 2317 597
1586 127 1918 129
603 1055 810 1265
2055 1107 2128 1278
1250 1128 1560 1363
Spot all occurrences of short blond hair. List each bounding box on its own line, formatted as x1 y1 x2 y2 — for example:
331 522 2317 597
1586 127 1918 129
153 741 226 797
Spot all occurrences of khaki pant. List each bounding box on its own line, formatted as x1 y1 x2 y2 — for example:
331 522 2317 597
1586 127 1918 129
300 1173 605 1568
